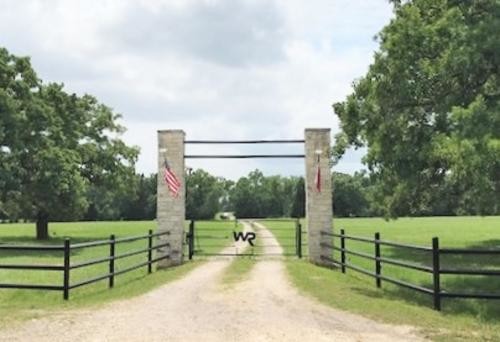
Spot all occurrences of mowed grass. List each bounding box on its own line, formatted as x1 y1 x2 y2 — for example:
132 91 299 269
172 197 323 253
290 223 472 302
258 219 305 257
191 220 244 255
264 216 500 341
334 216 500 317
0 220 233 326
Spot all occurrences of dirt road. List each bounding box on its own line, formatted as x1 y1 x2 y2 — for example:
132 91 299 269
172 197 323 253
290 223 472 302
0 222 424 341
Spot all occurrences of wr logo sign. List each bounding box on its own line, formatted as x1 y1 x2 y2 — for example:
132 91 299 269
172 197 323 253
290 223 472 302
233 231 256 246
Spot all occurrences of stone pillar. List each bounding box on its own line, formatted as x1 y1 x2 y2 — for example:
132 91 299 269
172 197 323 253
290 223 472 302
157 130 185 268
305 128 333 265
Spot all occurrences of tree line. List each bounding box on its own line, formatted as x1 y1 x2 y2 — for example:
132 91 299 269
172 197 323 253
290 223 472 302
4 166 495 227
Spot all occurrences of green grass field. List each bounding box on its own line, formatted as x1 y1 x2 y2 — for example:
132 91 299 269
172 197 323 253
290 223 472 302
0 220 234 325
265 216 500 341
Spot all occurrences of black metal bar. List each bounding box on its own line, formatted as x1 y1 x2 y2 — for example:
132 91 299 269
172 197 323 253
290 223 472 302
70 239 112 249
295 220 300 258
340 229 346 274
63 238 70 300
70 256 113 269
70 244 168 270
0 264 64 271
324 257 434 296
254 218 298 222
149 242 170 251
321 231 431 252
0 283 63 291
375 232 381 288
330 245 375 261
109 234 115 288
70 273 112 289
148 230 153 273
194 253 292 256
440 268 500 276
378 240 432 252
432 237 441 311
70 231 170 250
440 248 500 255
378 256 433 273
0 244 64 251
185 139 304 144
440 292 500 300
185 154 305 159
189 221 194 260
378 273 434 295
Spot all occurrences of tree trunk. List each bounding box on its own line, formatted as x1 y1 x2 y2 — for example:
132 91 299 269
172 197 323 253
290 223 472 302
36 212 49 240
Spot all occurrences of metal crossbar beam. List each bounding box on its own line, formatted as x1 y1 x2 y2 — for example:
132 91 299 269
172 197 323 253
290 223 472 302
185 154 305 159
185 139 304 144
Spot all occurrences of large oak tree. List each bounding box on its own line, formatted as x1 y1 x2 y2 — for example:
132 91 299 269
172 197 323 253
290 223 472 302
0 47 138 239
333 0 500 217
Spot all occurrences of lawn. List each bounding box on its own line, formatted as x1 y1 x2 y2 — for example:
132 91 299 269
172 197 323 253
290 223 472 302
256 219 305 257
264 216 500 341
0 220 234 326
190 219 245 256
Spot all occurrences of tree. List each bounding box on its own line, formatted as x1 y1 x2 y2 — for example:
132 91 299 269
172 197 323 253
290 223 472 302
332 172 370 217
291 177 305 218
333 1 500 217
186 169 224 220
0 47 138 238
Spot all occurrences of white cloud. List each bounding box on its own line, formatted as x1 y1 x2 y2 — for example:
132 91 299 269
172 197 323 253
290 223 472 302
0 0 393 179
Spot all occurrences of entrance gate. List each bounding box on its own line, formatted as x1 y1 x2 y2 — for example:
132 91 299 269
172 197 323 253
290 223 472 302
185 219 305 258
156 129 333 267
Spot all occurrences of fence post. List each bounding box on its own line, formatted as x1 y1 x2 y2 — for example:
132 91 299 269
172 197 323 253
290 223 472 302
148 229 153 273
375 232 381 288
295 220 302 259
340 229 346 273
188 220 194 260
432 237 441 311
109 234 115 288
63 238 70 300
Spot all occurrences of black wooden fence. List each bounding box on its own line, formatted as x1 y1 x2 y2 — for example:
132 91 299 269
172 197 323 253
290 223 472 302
0 230 170 300
320 229 500 311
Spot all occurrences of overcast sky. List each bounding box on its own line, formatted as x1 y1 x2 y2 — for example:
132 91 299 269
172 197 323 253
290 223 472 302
0 0 393 179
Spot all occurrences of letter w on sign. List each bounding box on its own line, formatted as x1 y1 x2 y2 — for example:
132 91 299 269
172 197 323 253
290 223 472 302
233 231 256 246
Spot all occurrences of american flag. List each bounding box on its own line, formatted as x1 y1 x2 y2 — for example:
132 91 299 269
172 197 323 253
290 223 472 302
163 159 181 197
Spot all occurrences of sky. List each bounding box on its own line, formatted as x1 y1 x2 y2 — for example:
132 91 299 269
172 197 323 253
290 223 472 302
0 0 393 180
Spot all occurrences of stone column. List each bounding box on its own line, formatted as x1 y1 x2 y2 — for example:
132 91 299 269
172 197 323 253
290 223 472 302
304 128 333 265
157 130 185 268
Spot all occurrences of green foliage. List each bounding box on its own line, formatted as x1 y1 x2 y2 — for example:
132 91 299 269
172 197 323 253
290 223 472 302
291 177 305 218
333 0 500 217
230 170 299 218
186 169 225 220
0 47 138 237
332 172 371 217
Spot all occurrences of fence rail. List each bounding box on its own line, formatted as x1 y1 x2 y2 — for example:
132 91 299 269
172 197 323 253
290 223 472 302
0 230 170 300
320 229 500 311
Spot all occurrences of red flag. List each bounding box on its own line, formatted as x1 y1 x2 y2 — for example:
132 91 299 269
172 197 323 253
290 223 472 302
315 163 321 192
163 159 181 197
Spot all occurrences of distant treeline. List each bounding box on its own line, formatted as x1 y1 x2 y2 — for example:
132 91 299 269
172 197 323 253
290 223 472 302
3 168 496 224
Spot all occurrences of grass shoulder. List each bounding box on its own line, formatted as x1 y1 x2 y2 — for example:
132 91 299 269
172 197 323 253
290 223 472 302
285 260 500 341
